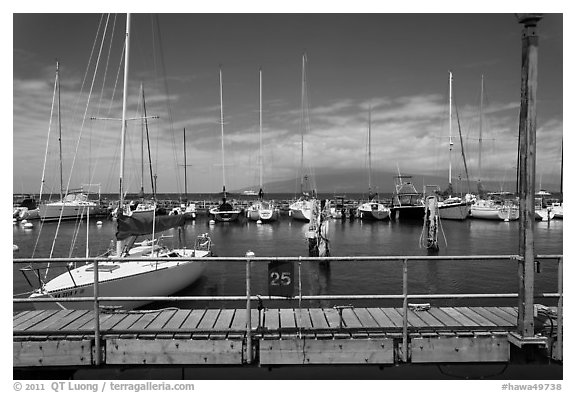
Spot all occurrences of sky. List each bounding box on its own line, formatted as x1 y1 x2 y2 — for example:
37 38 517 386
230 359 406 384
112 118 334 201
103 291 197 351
11 7 564 196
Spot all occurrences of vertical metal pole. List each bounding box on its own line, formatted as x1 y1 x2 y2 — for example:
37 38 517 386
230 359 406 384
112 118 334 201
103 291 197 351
245 251 253 364
516 14 542 338
556 257 563 360
402 258 408 362
93 259 101 365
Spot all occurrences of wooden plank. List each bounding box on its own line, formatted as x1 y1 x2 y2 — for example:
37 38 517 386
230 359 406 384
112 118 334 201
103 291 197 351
110 313 145 331
229 308 247 331
58 311 96 332
400 308 429 328
353 308 380 328
341 308 362 328
323 308 342 329
213 309 235 331
484 307 517 325
12 311 33 325
427 307 463 327
411 336 510 363
409 310 445 328
23 310 76 331
439 307 480 327
14 310 54 331
162 310 191 330
455 307 497 327
13 310 47 329
366 308 396 328
476 307 516 327
499 307 520 323
106 338 243 365
100 313 130 331
146 309 178 331
180 309 206 330
78 312 115 331
197 309 220 330
13 340 92 367
28 310 75 331
279 308 296 329
309 308 329 329
264 308 280 330
127 312 161 331
294 308 312 329
380 308 403 328
259 339 394 364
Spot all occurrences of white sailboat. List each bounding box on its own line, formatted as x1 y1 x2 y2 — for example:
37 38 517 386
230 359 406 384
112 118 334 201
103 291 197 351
357 106 390 221
39 61 106 222
209 66 243 222
438 72 471 220
169 127 197 217
469 76 518 221
246 68 279 223
289 53 316 222
28 14 211 310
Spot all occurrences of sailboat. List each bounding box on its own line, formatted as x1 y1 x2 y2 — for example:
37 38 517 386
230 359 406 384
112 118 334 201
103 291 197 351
169 127 197 217
469 76 519 221
125 84 158 217
246 68 279 223
289 53 316 222
39 61 107 222
28 14 212 310
357 107 390 220
209 66 243 222
437 72 471 220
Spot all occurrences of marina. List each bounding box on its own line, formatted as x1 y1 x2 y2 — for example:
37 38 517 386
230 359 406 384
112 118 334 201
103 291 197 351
12 12 563 383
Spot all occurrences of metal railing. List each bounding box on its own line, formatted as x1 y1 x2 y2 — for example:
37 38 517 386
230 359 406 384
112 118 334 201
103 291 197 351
13 254 563 365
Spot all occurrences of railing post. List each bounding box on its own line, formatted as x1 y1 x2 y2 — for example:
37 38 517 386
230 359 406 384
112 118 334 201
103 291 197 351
245 251 254 364
402 258 408 362
93 258 101 366
555 256 563 361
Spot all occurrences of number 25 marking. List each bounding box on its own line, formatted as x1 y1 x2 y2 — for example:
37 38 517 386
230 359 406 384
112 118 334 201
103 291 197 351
270 272 291 286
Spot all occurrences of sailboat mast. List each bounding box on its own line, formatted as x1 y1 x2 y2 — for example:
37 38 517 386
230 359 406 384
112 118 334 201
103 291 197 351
116 13 131 256
478 75 484 188
448 71 453 190
259 67 263 190
139 83 145 198
300 54 306 195
142 85 155 199
183 127 188 200
56 60 63 201
219 66 226 197
368 105 372 195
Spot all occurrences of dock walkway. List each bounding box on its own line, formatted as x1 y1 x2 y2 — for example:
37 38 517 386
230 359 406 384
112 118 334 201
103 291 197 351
13 306 558 367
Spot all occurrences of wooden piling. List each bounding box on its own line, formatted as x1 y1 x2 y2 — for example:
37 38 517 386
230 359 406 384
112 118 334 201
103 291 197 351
516 13 542 340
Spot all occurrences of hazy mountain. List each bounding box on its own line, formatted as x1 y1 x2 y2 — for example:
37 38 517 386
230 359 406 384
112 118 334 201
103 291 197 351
234 168 520 195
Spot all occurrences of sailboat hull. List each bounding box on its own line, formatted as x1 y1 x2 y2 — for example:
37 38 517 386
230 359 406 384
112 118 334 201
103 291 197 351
209 208 242 222
357 203 390 220
438 201 470 220
40 203 107 221
247 208 279 222
30 253 207 310
289 200 313 222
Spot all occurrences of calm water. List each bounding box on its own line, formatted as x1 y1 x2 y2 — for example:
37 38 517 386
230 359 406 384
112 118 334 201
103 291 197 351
12 213 563 311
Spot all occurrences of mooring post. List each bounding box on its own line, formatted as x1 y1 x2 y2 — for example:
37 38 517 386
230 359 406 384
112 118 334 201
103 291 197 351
515 13 542 340
402 258 408 362
93 258 101 366
245 250 254 364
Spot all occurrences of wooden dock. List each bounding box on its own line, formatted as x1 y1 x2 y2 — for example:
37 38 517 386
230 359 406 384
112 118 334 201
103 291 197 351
13 305 559 367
